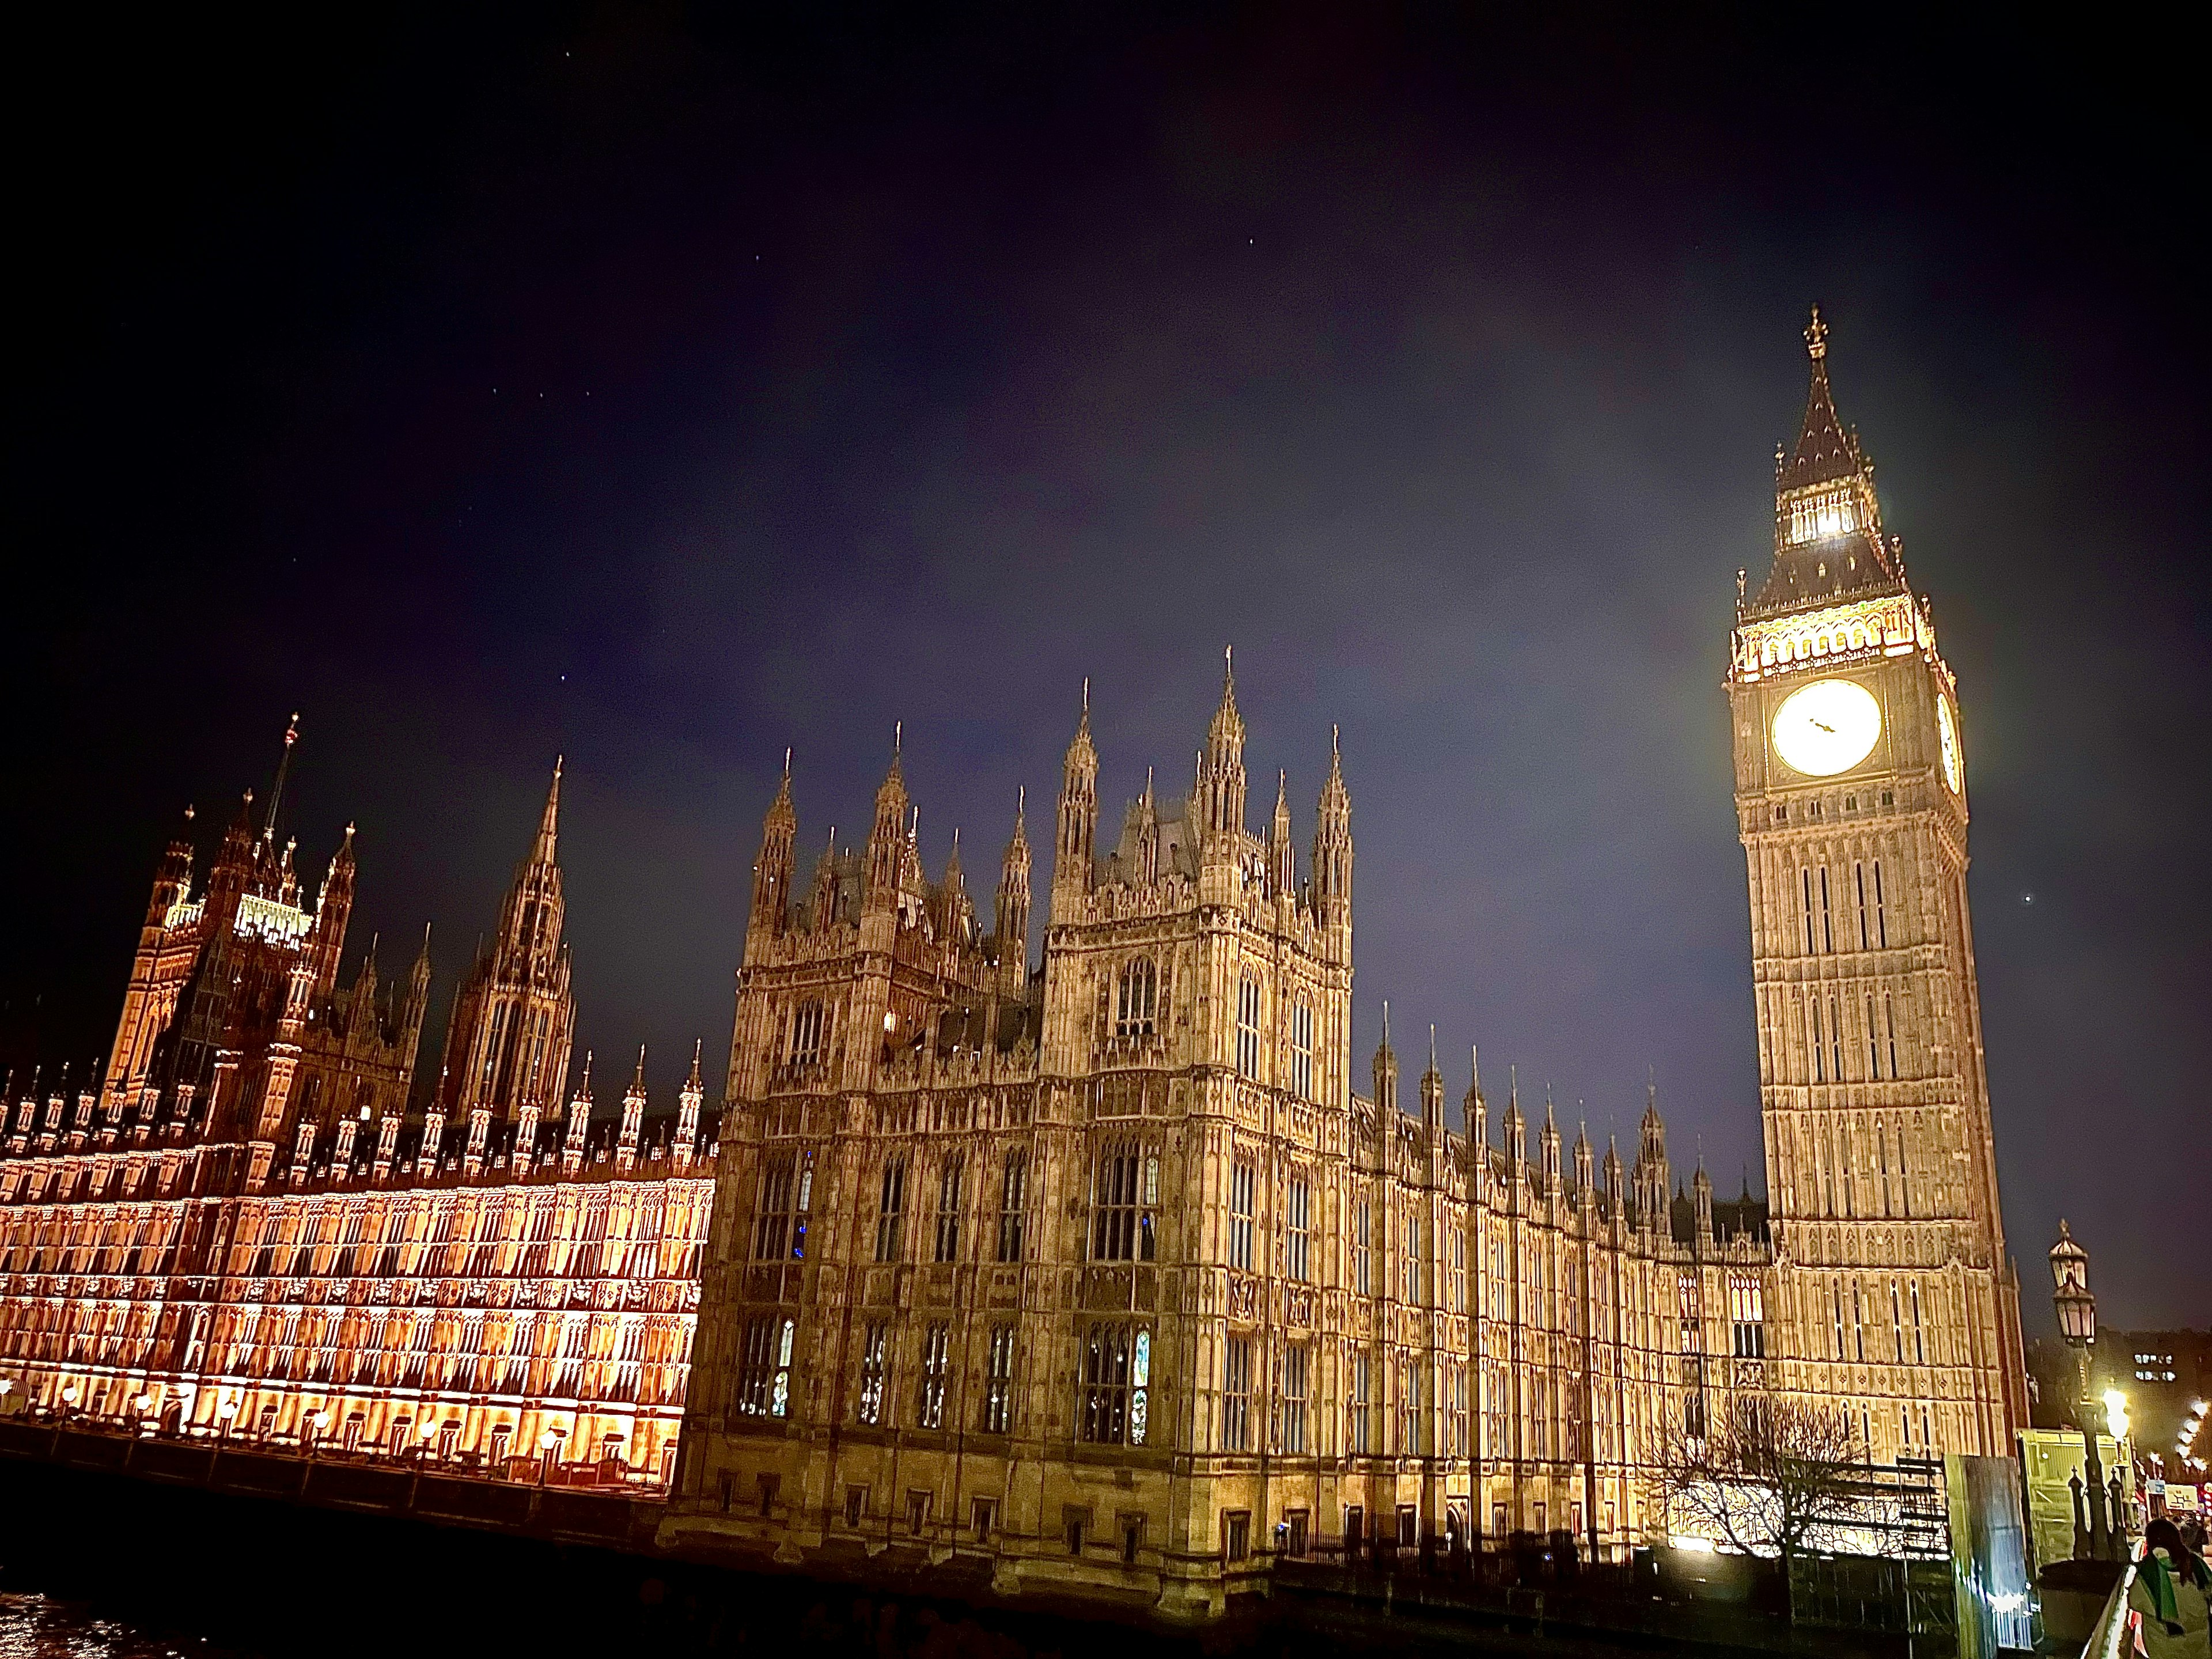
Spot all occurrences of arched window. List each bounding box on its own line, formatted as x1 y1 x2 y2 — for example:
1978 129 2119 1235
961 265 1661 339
1115 958 1157 1038
995 1150 1027 1263
1079 1322 1150 1445
1089 1139 1158 1262
1290 1001 1315 1100
789 1000 827 1068
933 1154 964 1263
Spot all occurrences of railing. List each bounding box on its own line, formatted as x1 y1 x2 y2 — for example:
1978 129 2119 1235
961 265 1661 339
2077 1551 2139 1659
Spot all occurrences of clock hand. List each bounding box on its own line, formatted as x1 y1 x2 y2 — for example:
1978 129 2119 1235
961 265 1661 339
1810 719 1835 733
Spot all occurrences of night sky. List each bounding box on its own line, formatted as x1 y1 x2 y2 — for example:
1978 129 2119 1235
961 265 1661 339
4 9 2204 1331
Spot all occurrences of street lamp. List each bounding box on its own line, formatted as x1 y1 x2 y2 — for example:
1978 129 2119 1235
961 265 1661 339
2050 1221 2113 1561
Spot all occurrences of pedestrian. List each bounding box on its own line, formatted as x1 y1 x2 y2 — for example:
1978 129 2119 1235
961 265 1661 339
2129 1518 2211 1659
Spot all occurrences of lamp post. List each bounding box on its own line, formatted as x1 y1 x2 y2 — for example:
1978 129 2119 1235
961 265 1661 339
2050 1221 2111 1561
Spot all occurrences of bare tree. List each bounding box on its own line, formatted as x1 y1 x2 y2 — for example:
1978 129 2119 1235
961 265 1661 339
1656 1394 1872 1567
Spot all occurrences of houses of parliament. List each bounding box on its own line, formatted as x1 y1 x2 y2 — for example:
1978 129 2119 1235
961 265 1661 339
0 317 2028 1618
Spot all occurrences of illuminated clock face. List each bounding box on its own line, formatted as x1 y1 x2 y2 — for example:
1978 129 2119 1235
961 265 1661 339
1770 679 1883 777
1937 694 1962 793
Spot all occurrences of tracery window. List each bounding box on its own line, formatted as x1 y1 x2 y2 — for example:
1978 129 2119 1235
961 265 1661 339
1281 1343 1309 1453
874 1158 907 1263
995 1150 1027 1262
1221 1336 1252 1451
1089 1139 1157 1262
1353 1195 1372 1297
1235 976 1262 1080
1286 1173 1310 1283
1079 1322 1150 1446
789 999 827 1069
735 1315 794 1418
1399 1202 1421 1303
916 1323 950 1429
1114 957 1158 1039
983 1324 1016 1433
1227 1160 1255 1271
1290 1001 1314 1100
933 1155 964 1263
857 1321 889 1425
752 1153 798 1260
1729 1275 1766 1359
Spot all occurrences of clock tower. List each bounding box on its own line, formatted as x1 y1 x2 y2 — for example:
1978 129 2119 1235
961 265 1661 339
1727 311 2027 1459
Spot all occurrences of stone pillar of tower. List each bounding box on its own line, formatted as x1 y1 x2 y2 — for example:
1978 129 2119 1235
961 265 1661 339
1728 310 2027 1456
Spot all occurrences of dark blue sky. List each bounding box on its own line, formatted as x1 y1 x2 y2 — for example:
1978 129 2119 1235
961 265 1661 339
4 7 2204 1330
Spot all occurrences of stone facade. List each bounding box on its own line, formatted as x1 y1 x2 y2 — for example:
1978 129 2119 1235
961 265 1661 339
662 317 2027 1613
0 750 714 1486
1727 308 2031 1461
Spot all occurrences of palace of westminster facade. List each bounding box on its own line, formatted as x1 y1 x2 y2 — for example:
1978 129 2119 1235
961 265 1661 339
0 318 2028 1616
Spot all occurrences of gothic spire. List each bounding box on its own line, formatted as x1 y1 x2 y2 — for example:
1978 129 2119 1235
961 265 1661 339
532 757 563 868
261 713 301 844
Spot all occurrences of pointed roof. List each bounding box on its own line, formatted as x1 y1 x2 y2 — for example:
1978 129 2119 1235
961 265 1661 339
1752 309 1902 613
1064 681 1098 774
1779 307 1865 493
1207 646 1245 750
1317 724 1350 818
685 1038 704 1092
1003 786 1029 865
764 748 795 832
531 757 563 867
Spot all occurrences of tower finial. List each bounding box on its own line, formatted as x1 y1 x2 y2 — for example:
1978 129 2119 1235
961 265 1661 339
1805 304 1827 361
783 745 791 779
1224 643 1233 690
1381 998 1390 1050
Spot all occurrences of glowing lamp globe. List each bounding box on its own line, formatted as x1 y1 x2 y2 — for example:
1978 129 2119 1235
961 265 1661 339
2054 1285 2094 1347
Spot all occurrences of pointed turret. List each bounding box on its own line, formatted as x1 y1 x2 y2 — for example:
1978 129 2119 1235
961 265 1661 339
677 1039 704 1158
994 789 1032 991
1752 308 1900 612
1372 1000 1399 1116
864 728 911 907
1194 647 1247 844
1418 1024 1444 1129
1632 1078 1671 1230
1540 1086 1562 1188
1311 725 1353 935
1269 770 1295 896
1052 684 1099 915
1693 1160 1715 1240
751 749 797 940
1603 1133 1625 1211
1463 1044 1487 1146
618 1046 646 1169
809 827 842 931
308 823 356 999
1573 1119 1594 1192
563 1051 593 1171
940 829 974 942
1504 1066 1527 1167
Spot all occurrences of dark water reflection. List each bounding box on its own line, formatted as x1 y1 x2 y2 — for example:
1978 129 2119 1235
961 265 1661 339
0 1463 1232 1659
1 1593 232 1659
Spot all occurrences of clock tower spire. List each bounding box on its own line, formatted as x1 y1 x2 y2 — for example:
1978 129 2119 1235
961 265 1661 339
1729 311 2027 1460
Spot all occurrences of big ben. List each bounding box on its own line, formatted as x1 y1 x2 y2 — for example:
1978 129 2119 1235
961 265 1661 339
1728 310 2028 1460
